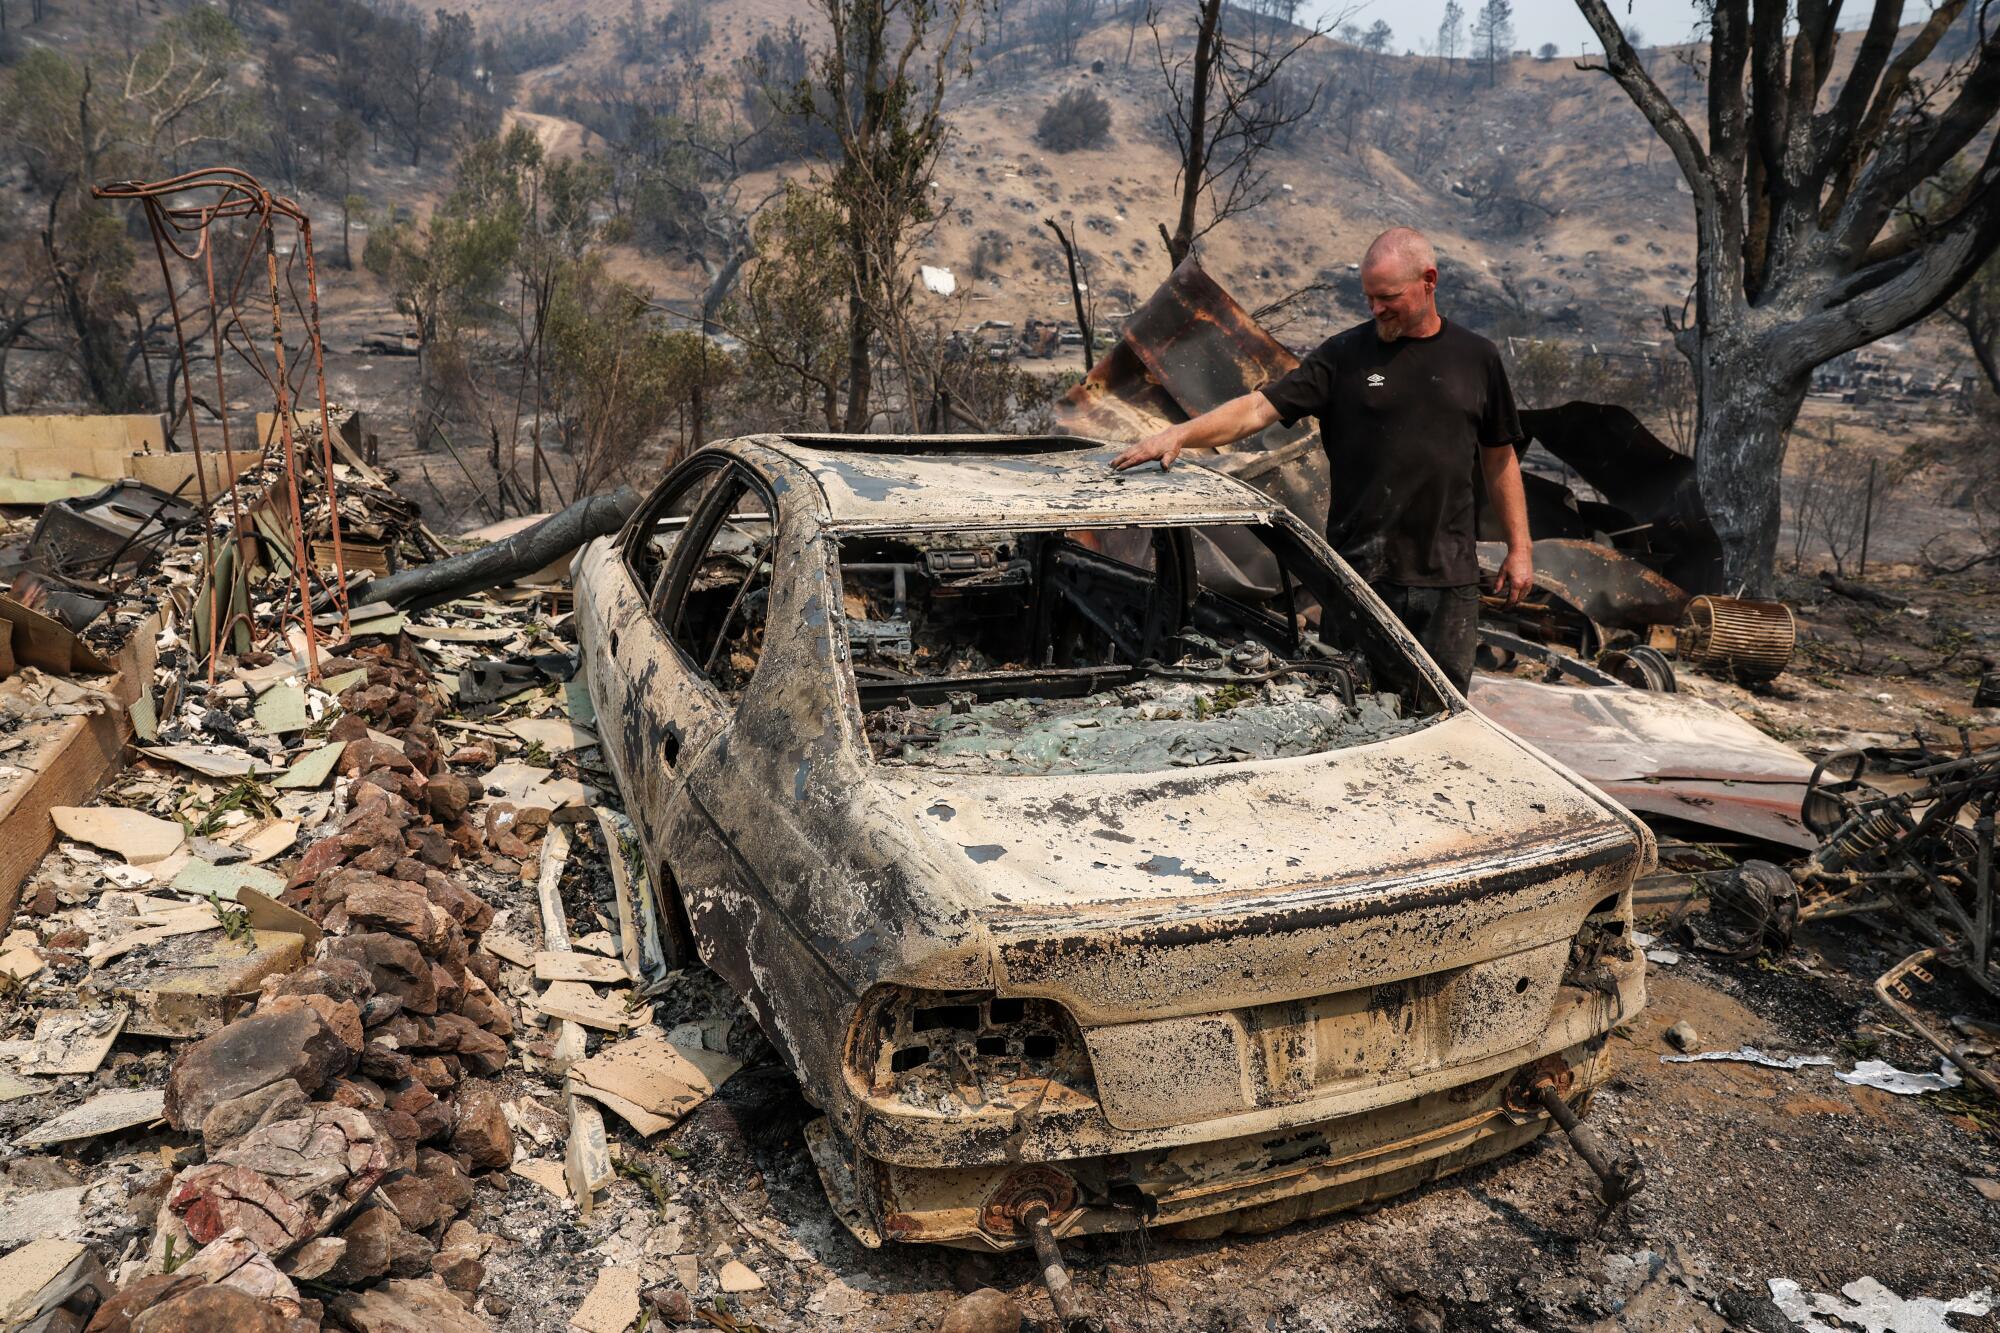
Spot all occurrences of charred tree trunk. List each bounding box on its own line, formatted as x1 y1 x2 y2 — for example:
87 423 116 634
1575 0 2000 596
1692 338 1809 594
1165 0 1222 267
841 213 874 432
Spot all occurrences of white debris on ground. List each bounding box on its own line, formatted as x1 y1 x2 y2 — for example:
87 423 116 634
1661 1047 1838 1071
1768 1275 1995 1333
1662 1048 1970 1097
1835 1059 1966 1096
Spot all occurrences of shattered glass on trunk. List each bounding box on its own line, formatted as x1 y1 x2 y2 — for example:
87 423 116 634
869 674 1419 775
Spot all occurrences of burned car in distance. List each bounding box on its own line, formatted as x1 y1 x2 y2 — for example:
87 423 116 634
574 435 1651 1251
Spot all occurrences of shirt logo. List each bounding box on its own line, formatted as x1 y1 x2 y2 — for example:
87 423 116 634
1366 373 1386 388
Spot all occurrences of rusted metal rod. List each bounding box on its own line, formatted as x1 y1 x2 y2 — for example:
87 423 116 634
95 166 353 678
1875 949 2000 1103
1533 1083 1646 1204
1019 1202 1107 1333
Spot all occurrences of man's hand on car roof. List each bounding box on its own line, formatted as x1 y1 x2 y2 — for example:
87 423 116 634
1111 429 1184 471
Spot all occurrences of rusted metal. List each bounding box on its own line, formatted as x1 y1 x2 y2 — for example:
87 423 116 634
1678 595 1797 682
1476 538 1690 647
1052 258 1330 602
93 167 353 679
1477 626 1622 688
1526 1076 1646 1204
1597 645 1677 693
978 1167 1079 1240
1021 1201 1108 1333
1515 402 1724 596
578 434 1652 1249
1057 262 1725 625
1468 671 1820 849
1873 949 2000 1102
1799 738 1999 1000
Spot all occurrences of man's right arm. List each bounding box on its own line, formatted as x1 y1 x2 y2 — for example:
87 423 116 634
1108 391 1280 471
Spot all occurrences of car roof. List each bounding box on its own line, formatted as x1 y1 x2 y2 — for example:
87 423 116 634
753 437 1280 532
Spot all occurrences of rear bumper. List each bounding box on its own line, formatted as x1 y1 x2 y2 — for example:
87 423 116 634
810 1036 1612 1250
840 945 1644 1169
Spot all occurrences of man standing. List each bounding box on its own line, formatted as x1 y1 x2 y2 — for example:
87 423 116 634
1109 226 1532 694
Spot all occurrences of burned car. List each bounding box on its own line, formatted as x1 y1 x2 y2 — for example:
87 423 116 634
575 435 1651 1251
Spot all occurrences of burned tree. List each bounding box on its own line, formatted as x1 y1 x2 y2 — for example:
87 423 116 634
1576 0 2000 593
1151 0 1337 267
798 0 982 431
1943 245 2000 398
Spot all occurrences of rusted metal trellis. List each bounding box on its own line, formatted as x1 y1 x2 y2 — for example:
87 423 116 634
93 166 352 681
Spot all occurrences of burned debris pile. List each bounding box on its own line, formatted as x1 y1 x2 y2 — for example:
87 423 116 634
0 432 758 1328
839 519 1428 775
1786 739 2000 1097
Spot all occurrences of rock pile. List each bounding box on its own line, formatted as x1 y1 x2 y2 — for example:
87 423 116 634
94 636 516 1330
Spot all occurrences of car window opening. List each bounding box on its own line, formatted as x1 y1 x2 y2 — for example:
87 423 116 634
840 522 1440 775
667 484 777 694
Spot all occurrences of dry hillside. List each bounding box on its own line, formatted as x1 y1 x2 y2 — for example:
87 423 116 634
465 0 1717 346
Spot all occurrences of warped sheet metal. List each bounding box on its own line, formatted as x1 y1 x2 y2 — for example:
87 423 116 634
1468 672 1818 849
1055 258 1328 601
1476 538 1689 632
1516 403 1724 596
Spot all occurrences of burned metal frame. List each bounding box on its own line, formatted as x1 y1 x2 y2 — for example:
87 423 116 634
578 434 1655 1252
1794 737 2000 1097
93 167 352 681
1800 739 1999 993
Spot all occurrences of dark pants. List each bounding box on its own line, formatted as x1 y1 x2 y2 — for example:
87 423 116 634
1371 582 1479 695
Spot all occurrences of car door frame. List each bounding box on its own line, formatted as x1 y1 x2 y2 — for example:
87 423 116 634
612 457 780 891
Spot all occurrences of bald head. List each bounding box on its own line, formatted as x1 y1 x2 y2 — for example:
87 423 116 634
1360 227 1441 340
1363 227 1437 283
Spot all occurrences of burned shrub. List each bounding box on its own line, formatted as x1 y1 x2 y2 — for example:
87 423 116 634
1037 87 1112 153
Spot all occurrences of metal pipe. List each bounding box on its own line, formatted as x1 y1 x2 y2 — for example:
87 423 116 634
1533 1083 1646 1204
1018 1202 1107 1333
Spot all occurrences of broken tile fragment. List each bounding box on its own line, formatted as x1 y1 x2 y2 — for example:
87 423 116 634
93 928 308 1038
570 1266 643 1333
20 1088 166 1147
18 1006 128 1075
273 741 346 790
511 1157 570 1200
252 681 310 734
533 980 651 1033
138 745 283 778
505 717 598 753
51 806 185 864
0 945 43 982
567 1032 740 1134
169 857 287 902
572 1264 640 1320
717 1259 764 1294
533 950 629 984
479 932 533 967
564 1096 613 1218
0 1238 108 1328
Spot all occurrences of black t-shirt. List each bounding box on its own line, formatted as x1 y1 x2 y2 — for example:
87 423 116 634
1261 318 1522 587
